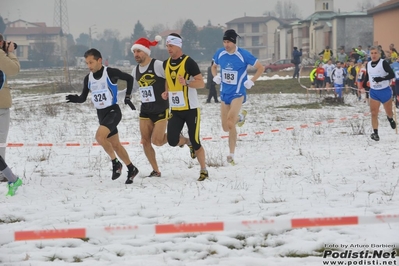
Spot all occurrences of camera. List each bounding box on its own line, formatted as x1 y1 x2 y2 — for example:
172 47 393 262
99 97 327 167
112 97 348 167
2 41 18 52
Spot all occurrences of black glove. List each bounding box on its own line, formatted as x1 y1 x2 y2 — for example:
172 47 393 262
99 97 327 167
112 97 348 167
373 77 384 83
66 94 80 103
124 96 136 110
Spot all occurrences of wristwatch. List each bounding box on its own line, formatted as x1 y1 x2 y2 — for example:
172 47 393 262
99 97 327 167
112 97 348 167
186 80 191 86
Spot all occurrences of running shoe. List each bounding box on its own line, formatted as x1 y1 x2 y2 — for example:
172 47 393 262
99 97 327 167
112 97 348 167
198 169 209 181
387 116 396 129
148 170 161 177
237 110 248 127
112 160 123 180
370 133 380 141
6 177 22 196
227 155 236 166
125 166 139 184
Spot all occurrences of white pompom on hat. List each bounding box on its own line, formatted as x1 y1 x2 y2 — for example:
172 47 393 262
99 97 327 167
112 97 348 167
131 35 162 55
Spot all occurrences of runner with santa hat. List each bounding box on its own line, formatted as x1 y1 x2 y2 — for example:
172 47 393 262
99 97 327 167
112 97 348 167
131 36 189 177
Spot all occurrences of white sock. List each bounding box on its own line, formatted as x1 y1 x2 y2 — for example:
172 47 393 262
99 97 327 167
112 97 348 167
238 114 244 122
229 153 234 159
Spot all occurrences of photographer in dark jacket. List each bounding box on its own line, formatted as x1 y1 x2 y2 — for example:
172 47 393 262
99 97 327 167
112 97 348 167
292 47 302 79
206 60 219 103
0 33 20 182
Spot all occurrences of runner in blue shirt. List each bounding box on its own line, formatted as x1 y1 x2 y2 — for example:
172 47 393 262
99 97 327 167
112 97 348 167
211 29 264 165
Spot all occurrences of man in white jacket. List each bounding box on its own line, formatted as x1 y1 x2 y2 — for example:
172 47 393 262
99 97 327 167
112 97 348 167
330 61 346 101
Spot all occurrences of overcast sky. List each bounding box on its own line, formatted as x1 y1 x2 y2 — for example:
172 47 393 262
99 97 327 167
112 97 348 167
1 0 374 40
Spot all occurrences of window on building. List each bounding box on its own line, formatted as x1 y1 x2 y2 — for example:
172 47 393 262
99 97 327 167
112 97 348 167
16 48 23 58
326 3 329 9
252 36 260 46
252 23 259 33
237 24 244 34
238 38 244 47
252 48 259 58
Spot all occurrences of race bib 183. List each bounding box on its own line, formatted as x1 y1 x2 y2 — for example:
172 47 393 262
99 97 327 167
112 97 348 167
221 69 238 85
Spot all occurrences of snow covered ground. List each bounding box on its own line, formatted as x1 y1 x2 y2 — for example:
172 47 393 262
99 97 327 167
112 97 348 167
0 84 398 265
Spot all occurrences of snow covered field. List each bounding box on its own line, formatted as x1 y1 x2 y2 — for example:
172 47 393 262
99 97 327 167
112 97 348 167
0 82 398 265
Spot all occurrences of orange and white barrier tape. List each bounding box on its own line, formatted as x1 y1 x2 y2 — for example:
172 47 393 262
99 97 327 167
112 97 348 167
0 141 137 148
0 214 398 245
0 112 371 147
304 87 359 91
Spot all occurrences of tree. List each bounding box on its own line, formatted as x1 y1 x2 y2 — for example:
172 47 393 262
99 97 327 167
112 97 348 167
198 26 224 60
68 44 89 58
131 20 146 42
264 0 301 19
173 18 187 30
0 16 6 34
99 29 120 41
65 33 75 49
30 33 56 66
76 33 90 47
356 0 375 11
110 38 122 64
180 19 198 54
148 23 167 40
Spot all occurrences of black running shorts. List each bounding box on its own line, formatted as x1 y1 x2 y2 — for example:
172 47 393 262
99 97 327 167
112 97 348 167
96 104 122 138
139 109 169 124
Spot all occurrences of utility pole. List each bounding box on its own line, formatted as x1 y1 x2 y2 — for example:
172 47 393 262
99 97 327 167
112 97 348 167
53 0 71 85
89 25 96 48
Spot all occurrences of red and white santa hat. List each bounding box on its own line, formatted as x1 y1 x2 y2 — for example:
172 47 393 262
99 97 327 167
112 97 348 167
131 35 162 55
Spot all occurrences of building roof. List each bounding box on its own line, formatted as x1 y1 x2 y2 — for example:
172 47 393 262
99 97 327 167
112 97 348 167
226 16 290 26
333 11 369 17
300 11 336 22
367 0 399 15
4 27 62 36
300 10 369 23
32 22 47 28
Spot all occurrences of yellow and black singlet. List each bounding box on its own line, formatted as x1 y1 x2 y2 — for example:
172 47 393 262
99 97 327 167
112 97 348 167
165 55 199 111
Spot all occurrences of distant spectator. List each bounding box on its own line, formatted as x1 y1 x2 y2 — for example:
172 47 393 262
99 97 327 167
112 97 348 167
390 55 399 108
318 45 333 63
323 59 335 92
350 48 360 62
336 48 348 63
378 45 386 59
314 55 324 67
356 60 366 101
346 60 357 94
292 46 302 79
358 45 367 57
330 61 346 100
310 62 325 96
366 45 371 61
206 60 219 103
389 44 398 63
